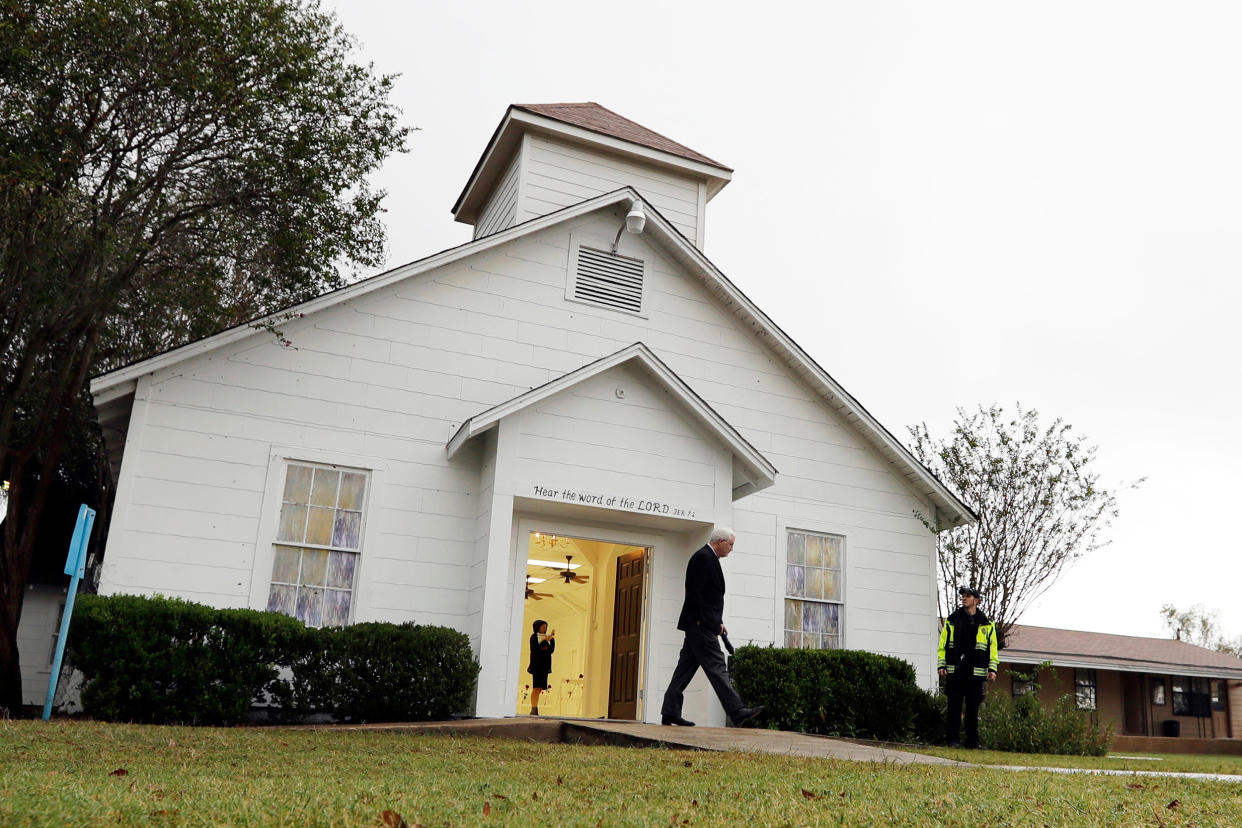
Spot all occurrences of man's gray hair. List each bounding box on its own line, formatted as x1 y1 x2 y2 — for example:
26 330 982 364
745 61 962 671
709 526 735 544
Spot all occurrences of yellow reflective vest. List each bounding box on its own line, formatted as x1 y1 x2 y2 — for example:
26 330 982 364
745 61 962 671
937 611 999 679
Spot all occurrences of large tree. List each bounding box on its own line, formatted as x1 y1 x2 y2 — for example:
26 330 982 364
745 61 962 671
0 0 408 714
909 405 1136 646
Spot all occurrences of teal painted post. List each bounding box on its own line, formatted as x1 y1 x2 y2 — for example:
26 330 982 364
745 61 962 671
42 504 95 721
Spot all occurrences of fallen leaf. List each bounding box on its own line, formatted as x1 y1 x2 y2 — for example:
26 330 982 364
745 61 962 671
109 768 128 777
691 800 698 808
1126 784 1145 790
557 775 563 785
149 810 178 817
1167 800 1181 810
683 760 692 767
379 810 408 828
801 789 819 799
492 793 507 800
532 792 538 801
483 801 491 816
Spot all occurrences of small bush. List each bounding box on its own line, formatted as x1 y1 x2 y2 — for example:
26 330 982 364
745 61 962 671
980 690 1113 755
731 646 938 741
288 622 479 723
69 593 305 725
69 594 479 725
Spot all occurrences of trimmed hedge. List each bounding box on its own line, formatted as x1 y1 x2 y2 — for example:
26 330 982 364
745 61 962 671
283 622 479 723
731 645 941 742
68 594 479 725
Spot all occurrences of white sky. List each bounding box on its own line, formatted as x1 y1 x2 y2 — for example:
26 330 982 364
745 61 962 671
323 1 1241 640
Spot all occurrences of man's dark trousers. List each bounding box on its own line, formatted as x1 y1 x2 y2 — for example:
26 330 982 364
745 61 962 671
945 673 984 747
661 623 744 720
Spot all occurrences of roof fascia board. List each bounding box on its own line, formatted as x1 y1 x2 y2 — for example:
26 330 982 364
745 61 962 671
1003 655 1242 680
91 191 637 396
446 343 777 491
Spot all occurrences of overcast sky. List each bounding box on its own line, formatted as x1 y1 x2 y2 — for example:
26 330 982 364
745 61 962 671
323 1 1241 641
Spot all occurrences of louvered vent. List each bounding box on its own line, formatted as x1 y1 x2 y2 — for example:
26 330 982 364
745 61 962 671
573 246 644 313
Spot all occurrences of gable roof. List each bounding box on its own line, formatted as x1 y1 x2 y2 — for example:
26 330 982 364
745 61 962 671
453 103 732 225
1003 624 1242 680
446 342 778 499
90 187 975 527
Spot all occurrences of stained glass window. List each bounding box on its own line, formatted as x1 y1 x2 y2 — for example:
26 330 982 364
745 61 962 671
267 462 367 627
783 531 843 649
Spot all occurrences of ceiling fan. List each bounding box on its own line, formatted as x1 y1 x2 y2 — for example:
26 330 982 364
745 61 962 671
525 577 552 601
558 555 590 585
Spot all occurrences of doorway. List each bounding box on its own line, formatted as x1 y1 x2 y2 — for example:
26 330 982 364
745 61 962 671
515 531 649 720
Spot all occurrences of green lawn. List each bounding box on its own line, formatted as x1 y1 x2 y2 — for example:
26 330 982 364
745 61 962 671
4 720 1242 827
910 745 1242 776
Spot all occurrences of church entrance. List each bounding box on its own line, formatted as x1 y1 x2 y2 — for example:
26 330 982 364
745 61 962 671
515 530 650 720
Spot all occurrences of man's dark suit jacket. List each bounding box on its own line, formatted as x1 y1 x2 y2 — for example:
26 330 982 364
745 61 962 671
676 543 725 633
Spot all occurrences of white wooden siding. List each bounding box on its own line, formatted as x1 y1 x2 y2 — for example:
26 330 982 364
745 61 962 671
519 136 702 244
474 153 521 239
99 207 941 685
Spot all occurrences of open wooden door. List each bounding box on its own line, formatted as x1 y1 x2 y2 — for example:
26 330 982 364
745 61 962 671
607 549 645 719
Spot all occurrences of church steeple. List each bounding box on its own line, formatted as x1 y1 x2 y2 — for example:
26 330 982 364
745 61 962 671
452 103 731 250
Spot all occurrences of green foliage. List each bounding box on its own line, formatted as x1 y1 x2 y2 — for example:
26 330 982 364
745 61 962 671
909 404 1138 642
731 645 942 742
285 623 480 724
979 691 1113 755
0 0 407 713
69 594 305 725
68 594 479 725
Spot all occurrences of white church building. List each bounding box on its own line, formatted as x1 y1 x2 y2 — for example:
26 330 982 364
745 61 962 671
89 103 974 725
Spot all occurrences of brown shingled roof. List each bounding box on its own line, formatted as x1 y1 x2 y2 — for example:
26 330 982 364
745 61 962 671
513 103 730 171
1002 624 1242 678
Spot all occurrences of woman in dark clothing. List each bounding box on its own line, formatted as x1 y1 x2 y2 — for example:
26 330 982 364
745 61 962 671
527 619 555 715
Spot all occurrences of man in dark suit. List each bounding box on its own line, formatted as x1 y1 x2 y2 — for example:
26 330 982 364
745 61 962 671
660 526 764 727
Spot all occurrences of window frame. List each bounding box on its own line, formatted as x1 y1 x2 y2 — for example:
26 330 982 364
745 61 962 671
1151 677 1166 706
266 460 370 628
1010 668 1038 697
1212 680 1226 712
1075 668 1098 711
781 528 845 651
250 449 383 626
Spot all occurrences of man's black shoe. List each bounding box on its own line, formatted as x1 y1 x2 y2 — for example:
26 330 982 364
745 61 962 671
730 706 764 727
661 715 695 726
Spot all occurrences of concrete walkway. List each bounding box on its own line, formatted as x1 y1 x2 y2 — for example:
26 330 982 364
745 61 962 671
304 717 1242 781
313 716 962 765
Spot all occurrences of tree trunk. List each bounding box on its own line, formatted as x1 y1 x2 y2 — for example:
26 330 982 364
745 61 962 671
0 571 28 716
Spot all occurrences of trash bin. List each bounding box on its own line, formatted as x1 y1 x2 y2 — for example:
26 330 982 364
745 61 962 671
1161 719 1180 738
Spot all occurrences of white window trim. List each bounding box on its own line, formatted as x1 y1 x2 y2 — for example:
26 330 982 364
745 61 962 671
249 446 387 619
774 517 846 650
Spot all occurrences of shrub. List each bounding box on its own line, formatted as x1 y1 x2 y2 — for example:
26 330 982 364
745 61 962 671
731 645 938 741
980 690 1112 755
288 622 479 723
69 593 305 725
69 594 480 725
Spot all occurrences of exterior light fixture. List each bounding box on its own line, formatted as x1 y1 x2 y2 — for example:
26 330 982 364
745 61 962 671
611 198 646 252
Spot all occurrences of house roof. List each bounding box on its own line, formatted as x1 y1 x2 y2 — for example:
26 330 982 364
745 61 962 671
452 103 733 225
512 103 730 170
447 342 778 499
90 188 976 527
1002 624 1242 680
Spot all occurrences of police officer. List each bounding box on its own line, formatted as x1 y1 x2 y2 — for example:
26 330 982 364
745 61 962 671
937 586 998 748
